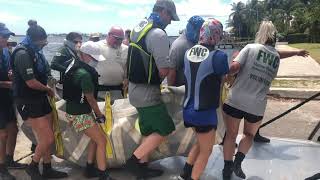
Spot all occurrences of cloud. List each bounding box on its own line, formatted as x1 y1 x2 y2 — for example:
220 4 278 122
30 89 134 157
110 0 154 5
45 0 109 11
175 0 232 20
0 0 43 7
117 7 150 19
0 12 24 22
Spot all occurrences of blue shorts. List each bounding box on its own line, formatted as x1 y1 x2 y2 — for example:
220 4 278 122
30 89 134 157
183 103 218 133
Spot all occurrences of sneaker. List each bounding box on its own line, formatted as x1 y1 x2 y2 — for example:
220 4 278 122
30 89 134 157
6 160 28 169
233 164 246 179
98 171 116 180
254 133 270 143
42 163 68 179
26 164 45 180
0 168 16 180
305 173 320 180
222 168 233 180
84 163 99 178
125 157 163 179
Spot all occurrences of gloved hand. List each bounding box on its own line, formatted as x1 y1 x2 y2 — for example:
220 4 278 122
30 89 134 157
96 115 106 124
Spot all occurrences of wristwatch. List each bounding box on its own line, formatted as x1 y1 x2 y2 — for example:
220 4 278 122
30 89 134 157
96 115 106 123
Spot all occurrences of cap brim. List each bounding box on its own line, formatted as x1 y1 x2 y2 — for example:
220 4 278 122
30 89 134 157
0 30 15 36
92 54 106 61
172 13 180 21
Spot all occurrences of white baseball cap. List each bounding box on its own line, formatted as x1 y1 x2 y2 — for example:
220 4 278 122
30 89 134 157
80 41 106 61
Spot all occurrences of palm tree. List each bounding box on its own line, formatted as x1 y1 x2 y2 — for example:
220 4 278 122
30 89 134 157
228 2 246 37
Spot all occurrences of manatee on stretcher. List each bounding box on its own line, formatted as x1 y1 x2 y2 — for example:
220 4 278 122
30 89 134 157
20 86 225 167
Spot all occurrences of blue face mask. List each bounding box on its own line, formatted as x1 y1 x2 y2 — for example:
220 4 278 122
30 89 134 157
20 36 43 52
20 35 47 73
149 13 167 29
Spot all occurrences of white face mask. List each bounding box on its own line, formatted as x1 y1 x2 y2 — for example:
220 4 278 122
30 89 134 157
88 59 98 68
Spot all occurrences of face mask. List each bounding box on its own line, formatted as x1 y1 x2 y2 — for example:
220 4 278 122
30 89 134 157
88 59 98 68
149 13 167 29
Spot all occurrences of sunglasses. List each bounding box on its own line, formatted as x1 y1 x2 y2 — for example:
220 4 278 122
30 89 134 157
110 34 123 41
73 40 82 44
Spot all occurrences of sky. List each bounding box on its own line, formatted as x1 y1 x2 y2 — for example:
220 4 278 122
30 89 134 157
0 0 242 36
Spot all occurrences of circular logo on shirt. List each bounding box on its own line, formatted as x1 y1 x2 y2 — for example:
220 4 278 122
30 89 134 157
186 45 210 63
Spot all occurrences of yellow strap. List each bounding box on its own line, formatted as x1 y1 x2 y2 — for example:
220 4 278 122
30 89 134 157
123 88 128 98
137 23 153 42
100 92 114 159
221 84 229 103
129 43 150 56
129 43 155 84
49 97 64 157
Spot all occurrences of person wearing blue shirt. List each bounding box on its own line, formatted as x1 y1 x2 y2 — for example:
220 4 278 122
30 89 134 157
178 19 237 180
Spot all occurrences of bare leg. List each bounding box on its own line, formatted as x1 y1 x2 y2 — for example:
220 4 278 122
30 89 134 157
233 120 261 179
0 129 8 164
139 137 148 163
187 141 200 165
84 124 107 171
223 112 241 161
5 122 18 158
191 130 215 180
87 140 97 164
238 120 262 154
41 113 54 164
30 115 54 163
133 133 166 160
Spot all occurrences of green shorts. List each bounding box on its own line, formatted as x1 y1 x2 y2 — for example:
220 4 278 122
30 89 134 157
66 113 96 133
137 103 175 136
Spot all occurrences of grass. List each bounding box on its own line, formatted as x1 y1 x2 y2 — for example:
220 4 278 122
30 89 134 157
289 43 320 64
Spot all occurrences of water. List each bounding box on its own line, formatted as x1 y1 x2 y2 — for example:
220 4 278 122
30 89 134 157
11 35 237 79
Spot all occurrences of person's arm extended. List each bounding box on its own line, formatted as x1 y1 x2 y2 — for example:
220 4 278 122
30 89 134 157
0 81 12 89
25 79 54 97
84 93 103 117
278 49 309 59
158 68 176 86
229 61 240 75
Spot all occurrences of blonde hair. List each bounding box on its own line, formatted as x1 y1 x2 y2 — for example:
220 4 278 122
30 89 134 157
255 21 277 45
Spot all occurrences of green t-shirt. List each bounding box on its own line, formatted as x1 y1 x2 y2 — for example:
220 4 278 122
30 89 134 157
66 68 95 115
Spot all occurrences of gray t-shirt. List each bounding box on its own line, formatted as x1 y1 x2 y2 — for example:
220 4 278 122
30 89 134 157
226 44 280 116
129 28 173 108
169 32 194 86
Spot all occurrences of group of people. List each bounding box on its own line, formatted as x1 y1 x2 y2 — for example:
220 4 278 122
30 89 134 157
0 0 312 180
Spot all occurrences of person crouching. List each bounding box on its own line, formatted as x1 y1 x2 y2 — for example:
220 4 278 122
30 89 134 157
63 41 114 180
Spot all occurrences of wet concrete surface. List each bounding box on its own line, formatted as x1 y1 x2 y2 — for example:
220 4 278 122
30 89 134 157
9 97 320 180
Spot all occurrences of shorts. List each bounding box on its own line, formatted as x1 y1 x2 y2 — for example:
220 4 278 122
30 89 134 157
184 122 216 133
65 113 95 133
136 103 175 136
16 97 52 121
183 104 218 131
0 103 17 129
223 104 263 123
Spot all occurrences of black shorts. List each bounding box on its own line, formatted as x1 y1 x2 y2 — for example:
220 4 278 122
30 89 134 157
16 97 52 121
0 103 17 129
223 104 263 123
184 122 216 133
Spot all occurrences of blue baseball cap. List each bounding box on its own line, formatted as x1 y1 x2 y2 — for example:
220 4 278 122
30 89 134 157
0 23 15 37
